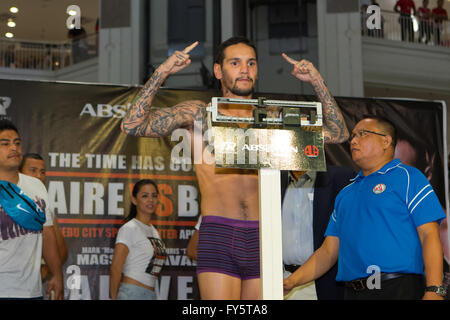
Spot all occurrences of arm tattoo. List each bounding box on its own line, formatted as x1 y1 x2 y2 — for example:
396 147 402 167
311 79 349 143
122 70 207 137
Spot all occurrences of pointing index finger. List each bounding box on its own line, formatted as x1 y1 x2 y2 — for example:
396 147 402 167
183 41 199 54
282 53 297 65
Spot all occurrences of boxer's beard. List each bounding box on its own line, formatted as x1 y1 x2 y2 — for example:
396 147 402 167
222 74 255 97
230 82 254 96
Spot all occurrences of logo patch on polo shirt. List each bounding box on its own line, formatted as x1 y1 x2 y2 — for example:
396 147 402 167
373 183 386 194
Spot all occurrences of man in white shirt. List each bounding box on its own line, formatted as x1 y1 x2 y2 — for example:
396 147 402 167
0 119 63 299
20 153 68 283
281 165 354 300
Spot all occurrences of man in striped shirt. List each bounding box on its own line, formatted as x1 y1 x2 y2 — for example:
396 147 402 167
284 115 446 299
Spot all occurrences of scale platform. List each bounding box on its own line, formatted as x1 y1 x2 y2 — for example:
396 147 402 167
207 97 326 171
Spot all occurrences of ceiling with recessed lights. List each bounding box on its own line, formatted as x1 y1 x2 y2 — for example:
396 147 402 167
1 0 449 43
0 0 98 42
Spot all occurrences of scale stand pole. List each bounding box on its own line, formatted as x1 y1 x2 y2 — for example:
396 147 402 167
209 96 324 300
258 168 283 300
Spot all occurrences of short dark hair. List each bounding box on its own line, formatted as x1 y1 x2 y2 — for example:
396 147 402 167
0 119 19 135
362 114 397 148
19 153 44 171
214 36 257 66
125 179 159 222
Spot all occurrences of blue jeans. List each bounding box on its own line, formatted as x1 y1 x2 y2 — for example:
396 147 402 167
117 283 156 300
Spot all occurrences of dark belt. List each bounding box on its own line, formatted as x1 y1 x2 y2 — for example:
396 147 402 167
284 264 301 273
344 272 404 291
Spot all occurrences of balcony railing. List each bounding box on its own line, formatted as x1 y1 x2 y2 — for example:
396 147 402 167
361 10 449 48
0 33 98 71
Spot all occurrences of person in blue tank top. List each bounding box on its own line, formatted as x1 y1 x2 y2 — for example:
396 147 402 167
284 115 447 300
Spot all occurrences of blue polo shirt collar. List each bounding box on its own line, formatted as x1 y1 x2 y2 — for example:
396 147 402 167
350 158 402 181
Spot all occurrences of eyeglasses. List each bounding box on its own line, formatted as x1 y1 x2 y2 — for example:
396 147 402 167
348 129 387 143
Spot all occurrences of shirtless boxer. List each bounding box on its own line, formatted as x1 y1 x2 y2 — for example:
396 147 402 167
121 36 349 299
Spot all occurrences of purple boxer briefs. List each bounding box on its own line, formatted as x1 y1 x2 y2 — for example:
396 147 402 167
197 215 260 280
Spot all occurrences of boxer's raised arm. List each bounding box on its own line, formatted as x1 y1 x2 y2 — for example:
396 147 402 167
282 54 349 144
122 42 206 137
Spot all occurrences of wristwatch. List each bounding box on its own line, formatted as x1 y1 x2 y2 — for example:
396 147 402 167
425 286 447 297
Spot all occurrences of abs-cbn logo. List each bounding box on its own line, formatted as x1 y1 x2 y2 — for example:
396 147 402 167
304 145 319 158
79 103 130 118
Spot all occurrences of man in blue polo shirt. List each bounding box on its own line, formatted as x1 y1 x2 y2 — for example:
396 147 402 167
283 115 447 300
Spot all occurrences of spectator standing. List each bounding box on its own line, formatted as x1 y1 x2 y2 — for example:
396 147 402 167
394 0 416 42
20 153 68 283
418 0 433 43
110 180 167 300
0 120 63 299
432 0 448 45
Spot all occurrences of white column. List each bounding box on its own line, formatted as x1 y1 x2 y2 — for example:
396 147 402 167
221 0 234 41
98 0 146 85
316 0 364 97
